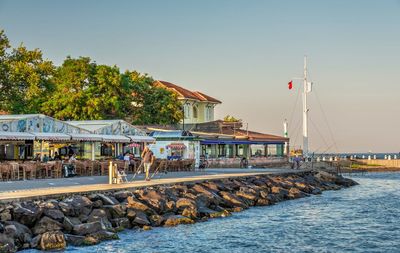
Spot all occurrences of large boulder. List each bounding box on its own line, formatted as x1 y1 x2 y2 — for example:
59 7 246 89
97 194 119 205
126 196 155 215
32 216 63 235
176 198 197 210
0 233 16 253
103 205 126 219
72 221 105 236
132 211 150 227
136 190 167 214
111 218 131 230
62 216 81 233
181 207 198 220
87 209 112 229
0 209 12 222
39 231 66 251
43 208 65 223
270 186 289 200
164 215 194 227
113 191 132 202
4 221 32 249
12 203 42 227
219 191 248 209
288 188 307 199
59 196 93 217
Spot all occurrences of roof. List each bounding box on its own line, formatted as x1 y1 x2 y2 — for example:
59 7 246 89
67 120 125 132
0 114 47 121
155 80 221 103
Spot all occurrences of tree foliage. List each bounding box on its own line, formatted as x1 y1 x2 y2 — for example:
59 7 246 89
223 115 241 122
0 29 183 124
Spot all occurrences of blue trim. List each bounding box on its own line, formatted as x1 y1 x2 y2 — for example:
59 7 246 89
200 140 285 145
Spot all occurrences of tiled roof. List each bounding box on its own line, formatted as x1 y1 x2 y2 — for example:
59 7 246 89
155 80 221 103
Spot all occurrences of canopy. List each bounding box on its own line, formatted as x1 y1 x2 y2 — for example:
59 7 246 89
127 135 155 143
100 135 131 143
128 143 141 148
69 133 103 142
32 132 71 141
0 132 35 141
166 143 187 150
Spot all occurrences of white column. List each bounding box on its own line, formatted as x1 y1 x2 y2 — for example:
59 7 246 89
302 56 309 158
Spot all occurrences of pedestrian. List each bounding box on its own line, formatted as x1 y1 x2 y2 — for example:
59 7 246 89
141 147 155 181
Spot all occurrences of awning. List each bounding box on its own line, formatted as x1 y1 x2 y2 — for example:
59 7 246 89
0 132 35 141
100 135 131 143
69 133 103 142
200 139 285 145
128 143 141 148
166 143 187 150
127 135 155 143
33 132 71 141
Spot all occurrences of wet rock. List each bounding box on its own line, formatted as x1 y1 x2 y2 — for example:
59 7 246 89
311 187 322 195
0 233 16 253
12 203 42 227
43 208 64 223
90 230 119 242
65 234 86 246
30 235 41 249
39 231 66 251
72 221 105 236
32 216 63 235
270 186 289 200
149 214 164 227
208 210 231 218
164 215 194 227
126 209 137 221
288 188 307 199
142 225 152 231
255 198 270 206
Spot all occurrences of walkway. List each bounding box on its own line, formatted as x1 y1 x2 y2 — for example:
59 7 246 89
0 168 297 202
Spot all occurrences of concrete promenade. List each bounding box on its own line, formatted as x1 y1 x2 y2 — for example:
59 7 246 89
0 168 298 202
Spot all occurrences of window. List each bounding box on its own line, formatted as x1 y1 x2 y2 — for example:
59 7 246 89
193 105 198 119
251 144 266 157
267 145 277 156
236 144 244 157
183 104 190 119
205 106 213 121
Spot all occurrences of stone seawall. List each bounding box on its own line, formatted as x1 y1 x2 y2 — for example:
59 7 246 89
0 171 357 252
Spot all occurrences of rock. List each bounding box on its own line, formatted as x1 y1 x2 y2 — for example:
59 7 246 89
165 201 176 213
92 200 103 208
63 216 81 233
43 208 65 222
87 209 112 229
12 203 42 227
65 234 86 246
72 221 105 236
181 207 198 219
231 207 243 212
142 225 152 231
59 196 93 217
39 231 66 251
111 218 131 230
30 235 41 249
136 190 166 213
288 188 307 199
311 187 322 195
149 214 164 227
97 194 119 205
164 215 194 227
127 196 155 215
255 198 270 206
176 198 197 210
0 233 16 253
103 205 126 219
82 236 98 246
4 221 32 249
132 211 150 226
90 230 119 241
113 191 132 202
126 209 137 221
32 216 63 235
270 186 289 200
219 191 248 208
0 209 12 222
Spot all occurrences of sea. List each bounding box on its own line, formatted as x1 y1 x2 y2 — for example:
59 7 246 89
25 172 399 253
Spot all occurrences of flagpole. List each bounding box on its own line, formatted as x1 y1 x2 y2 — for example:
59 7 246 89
303 56 309 158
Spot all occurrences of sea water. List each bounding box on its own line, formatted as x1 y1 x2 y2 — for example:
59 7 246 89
28 173 400 253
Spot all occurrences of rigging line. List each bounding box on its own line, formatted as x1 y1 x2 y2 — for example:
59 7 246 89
313 85 339 153
309 117 331 152
288 84 302 132
291 117 302 150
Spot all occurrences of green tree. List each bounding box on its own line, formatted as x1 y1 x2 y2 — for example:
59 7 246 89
0 29 54 113
224 115 241 122
123 71 183 124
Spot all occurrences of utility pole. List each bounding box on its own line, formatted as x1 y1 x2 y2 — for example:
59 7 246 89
302 56 309 158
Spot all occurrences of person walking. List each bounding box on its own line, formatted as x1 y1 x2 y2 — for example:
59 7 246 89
141 147 155 181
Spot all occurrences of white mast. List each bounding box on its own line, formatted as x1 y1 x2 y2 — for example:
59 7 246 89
283 119 288 155
302 56 309 158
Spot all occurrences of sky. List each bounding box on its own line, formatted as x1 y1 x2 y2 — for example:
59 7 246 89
0 0 399 153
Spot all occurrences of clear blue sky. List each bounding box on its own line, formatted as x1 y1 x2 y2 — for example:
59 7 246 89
1 0 399 153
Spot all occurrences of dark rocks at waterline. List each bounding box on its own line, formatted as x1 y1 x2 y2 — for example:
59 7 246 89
0 171 357 252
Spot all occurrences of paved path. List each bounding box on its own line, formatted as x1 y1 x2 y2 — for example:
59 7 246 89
0 168 298 202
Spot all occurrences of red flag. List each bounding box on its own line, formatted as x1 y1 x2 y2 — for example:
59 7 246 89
288 80 293 90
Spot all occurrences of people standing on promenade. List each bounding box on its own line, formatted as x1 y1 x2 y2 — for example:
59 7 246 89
141 147 155 181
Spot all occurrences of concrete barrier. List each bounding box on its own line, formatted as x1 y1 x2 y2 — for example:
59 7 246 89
357 159 400 168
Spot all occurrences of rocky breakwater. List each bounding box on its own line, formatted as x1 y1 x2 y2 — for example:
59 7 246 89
0 171 357 252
